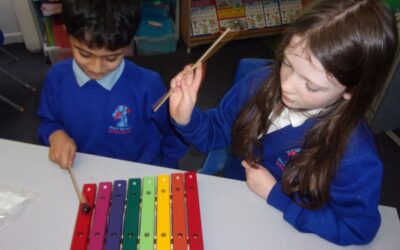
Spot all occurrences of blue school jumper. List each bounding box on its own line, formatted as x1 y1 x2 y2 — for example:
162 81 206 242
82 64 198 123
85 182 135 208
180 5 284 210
38 58 187 168
174 66 383 245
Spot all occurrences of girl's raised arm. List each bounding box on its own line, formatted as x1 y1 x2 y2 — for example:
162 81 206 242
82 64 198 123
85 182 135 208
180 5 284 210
169 63 205 125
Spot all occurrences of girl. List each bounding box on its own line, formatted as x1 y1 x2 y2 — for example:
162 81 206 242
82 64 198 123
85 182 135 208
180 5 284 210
169 0 398 246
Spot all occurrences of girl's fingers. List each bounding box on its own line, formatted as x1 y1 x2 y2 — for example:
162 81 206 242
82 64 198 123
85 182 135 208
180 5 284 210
194 63 205 83
242 160 260 168
242 160 251 170
170 78 178 91
184 64 193 72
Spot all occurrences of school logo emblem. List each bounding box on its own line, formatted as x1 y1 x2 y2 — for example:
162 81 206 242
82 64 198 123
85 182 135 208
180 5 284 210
275 148 300 171
108 105 132 134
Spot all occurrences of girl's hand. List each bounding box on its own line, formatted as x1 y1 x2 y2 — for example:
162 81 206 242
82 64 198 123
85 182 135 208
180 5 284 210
169 63 205 125
242 160 277 199
48 130 77 169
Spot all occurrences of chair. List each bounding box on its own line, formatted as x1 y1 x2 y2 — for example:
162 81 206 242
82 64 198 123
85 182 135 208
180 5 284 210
199 58 274 175
0 29 36 111
369 45 400 146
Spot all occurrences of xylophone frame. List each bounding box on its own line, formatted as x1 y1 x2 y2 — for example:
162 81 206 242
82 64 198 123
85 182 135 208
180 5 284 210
70 171 204 250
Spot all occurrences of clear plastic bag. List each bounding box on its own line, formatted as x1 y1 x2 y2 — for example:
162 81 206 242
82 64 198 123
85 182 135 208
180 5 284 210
0 184 36 231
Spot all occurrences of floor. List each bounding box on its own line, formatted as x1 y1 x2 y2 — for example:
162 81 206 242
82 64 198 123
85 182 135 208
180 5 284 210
0 38 399 217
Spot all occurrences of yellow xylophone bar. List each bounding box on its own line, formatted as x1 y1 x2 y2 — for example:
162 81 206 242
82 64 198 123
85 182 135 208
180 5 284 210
156 175 171 249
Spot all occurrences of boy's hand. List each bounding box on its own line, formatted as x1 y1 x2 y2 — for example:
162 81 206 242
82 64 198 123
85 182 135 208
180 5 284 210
169 63 205 125
242 160 277 199
48 130 77 169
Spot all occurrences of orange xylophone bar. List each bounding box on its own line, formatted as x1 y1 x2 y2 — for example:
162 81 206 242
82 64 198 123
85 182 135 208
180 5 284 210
70 171 204 250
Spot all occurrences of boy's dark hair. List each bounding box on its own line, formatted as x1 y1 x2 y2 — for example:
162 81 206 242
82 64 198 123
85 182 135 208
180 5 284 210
61 0 137 51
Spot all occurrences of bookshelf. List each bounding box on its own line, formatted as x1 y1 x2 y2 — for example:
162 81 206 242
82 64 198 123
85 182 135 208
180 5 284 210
29 0 71 64
180 0 313 53
30 0 180 60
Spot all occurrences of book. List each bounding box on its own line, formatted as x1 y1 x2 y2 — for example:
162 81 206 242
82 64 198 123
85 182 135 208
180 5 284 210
43 17 55 46
243 0 266 30
40 2 62 16
262 0 282 27
215 0 247 31
191 0 220 37
51 16 71 48
279 0 302 24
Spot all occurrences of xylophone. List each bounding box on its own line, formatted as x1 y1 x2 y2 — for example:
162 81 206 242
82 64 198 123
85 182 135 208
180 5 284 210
70 171 204 250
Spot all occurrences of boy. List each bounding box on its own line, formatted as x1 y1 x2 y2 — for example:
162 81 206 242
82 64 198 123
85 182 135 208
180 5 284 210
37 0 187 169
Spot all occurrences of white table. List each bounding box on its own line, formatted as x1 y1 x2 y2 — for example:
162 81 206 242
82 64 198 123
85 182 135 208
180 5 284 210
0 138 399 250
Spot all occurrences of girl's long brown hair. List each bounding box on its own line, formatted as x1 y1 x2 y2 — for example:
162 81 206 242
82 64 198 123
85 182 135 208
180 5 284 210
232 0 398 209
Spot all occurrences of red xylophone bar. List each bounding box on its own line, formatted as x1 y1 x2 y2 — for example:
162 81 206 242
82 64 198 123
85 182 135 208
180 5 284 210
70 183 96 250
185 172 204 250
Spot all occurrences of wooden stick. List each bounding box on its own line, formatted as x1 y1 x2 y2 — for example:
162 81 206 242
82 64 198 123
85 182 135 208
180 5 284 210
152 28 231 112
67 166 87 205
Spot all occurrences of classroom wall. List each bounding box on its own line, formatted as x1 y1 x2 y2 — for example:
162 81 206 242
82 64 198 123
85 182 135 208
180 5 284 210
0 0 23 44
1 0 42 52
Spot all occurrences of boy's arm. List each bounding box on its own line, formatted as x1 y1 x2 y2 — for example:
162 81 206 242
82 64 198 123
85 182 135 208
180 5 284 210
37 70 78 168
152 96 188 168
159 122 188 168
148 74 188 168
48 129 77 168
37 71 66 145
